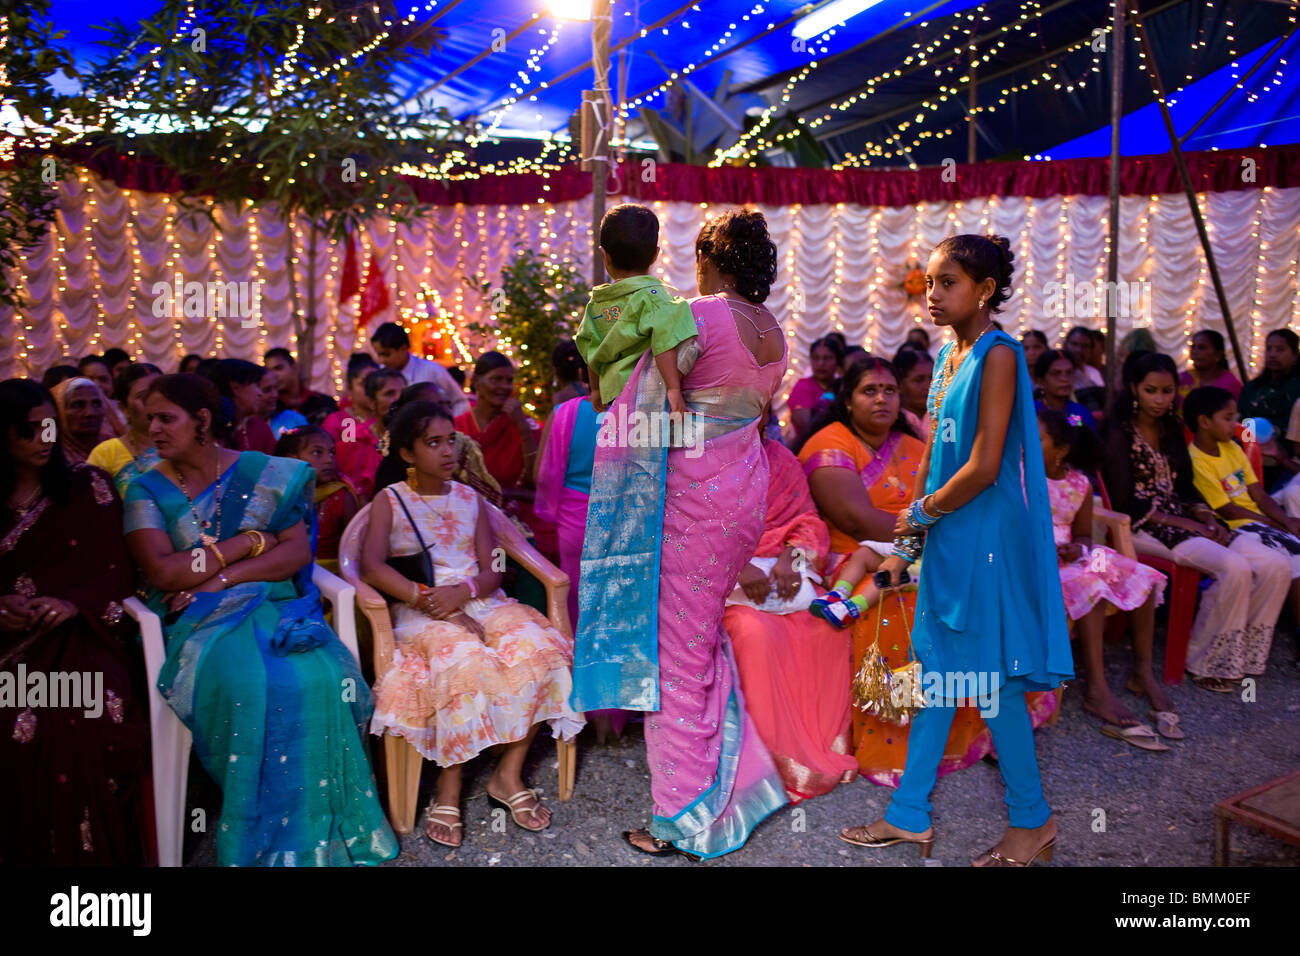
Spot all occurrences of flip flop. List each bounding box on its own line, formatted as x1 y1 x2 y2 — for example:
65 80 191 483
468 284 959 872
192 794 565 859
1149 710 1185 740
1100 722 1169 751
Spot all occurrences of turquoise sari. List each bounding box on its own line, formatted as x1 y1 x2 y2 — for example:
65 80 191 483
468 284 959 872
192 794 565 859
124 452 398 867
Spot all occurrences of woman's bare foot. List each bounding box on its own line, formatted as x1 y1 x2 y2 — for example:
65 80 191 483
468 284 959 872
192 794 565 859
1127 672 1174 712
972 817 1057 866
424 770 464 847
1082 692 1138 726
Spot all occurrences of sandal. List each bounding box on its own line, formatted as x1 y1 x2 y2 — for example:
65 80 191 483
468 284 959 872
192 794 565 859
839 823 934 858
423 803 464 848
623 828 700 862
975 837 1056 867
487 786 550 832
1190 675 1236 694
1099 722 1169 751
1148 710 1185 740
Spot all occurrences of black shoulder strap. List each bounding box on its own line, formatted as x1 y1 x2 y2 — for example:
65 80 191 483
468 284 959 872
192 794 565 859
390 485 433 554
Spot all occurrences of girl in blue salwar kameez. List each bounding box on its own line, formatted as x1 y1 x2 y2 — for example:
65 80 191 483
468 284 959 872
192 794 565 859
841 236 1072 867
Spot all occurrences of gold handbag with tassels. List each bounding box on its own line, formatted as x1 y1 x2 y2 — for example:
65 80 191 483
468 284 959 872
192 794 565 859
851 589 926 726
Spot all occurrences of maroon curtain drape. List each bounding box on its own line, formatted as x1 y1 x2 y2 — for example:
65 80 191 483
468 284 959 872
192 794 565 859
42 142 1300 206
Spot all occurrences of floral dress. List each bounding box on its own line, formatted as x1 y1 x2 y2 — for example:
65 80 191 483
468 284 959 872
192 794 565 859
1127 429 1222 549
369 480 585 766
1048 469 1167 620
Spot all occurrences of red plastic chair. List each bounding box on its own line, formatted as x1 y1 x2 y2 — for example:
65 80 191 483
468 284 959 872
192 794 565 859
1096 476 1200 685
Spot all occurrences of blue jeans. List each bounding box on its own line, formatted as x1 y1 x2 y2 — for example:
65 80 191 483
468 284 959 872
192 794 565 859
884 690 1050 832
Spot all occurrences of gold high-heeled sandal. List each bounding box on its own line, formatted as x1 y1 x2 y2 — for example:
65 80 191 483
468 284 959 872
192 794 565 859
839 824 935 858
975 837 1055 867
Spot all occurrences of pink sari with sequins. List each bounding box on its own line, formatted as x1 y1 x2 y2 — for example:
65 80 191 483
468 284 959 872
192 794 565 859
644 295 790 859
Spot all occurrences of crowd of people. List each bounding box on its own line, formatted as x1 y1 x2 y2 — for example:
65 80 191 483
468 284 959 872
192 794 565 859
2 204 1297 868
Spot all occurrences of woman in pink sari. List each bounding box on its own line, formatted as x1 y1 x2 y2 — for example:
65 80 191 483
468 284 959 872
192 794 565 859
535 395 627 740
572 208 789 860
726 422 858 803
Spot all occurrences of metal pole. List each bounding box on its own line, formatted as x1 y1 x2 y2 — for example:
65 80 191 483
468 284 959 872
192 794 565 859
1105 1 1124 390
968 28 977 164
590 0 612 288
1134 12 1247 380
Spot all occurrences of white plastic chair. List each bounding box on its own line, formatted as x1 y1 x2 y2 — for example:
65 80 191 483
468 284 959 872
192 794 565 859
124 564 360 867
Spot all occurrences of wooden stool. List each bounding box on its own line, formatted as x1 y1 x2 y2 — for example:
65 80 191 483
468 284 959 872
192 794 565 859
1214 770 1300 865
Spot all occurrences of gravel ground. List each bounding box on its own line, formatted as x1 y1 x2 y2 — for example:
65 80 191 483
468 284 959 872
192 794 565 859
184 633 1300 868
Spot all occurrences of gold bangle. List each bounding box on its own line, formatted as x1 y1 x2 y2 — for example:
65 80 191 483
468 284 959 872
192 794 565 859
242 529 266 558
210 543 228 569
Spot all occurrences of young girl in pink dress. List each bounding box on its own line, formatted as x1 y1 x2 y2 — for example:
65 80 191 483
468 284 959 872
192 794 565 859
1037 407 1175 750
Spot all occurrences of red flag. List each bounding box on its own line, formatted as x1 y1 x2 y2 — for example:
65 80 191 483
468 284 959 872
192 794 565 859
357 251 391 328
337 233 360 303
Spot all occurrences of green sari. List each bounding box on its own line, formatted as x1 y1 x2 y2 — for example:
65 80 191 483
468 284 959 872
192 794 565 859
124 452 398 867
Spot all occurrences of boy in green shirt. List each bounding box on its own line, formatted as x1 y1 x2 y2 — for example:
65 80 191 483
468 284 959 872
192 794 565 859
575 203 699 415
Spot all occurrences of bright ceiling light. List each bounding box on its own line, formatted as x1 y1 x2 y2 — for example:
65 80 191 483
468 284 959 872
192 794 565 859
793 0 886 40
549 0 592 21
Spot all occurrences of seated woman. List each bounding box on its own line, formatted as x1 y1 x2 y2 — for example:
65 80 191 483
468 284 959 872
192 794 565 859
1180 329 1241 400
1035 349 1099 432
51 377 112 465
324 367 404 504
893 347 934 443
455 352 557 561
799 357 1056 785
1101 352 1291 693
726 410 858 802
1239 330 1300 488
124 373 398 866
1021 329 1048 375
203 359 276 455
0 379 149 866
786 336 843 451
88 363 162 495
360 401 583 848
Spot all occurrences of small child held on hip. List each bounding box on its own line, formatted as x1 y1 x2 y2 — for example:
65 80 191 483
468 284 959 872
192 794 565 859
575 203 699 419
274 424 359 564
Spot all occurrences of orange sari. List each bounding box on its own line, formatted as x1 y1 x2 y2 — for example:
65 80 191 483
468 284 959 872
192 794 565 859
798 422 1057 786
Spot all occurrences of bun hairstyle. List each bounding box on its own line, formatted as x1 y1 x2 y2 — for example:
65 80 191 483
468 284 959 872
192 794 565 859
933 234 1016 313
146 372 234 442
695 207 778 303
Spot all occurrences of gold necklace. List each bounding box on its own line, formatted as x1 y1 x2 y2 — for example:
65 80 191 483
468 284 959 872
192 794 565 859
8 485 43 517
174 454 224 547
929 321 996 437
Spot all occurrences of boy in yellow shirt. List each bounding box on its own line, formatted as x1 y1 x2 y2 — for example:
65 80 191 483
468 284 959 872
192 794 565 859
575 203 698 416
1185 387 1300 613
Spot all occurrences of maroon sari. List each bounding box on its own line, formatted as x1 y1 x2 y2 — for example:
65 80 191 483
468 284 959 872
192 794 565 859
0 464 148 865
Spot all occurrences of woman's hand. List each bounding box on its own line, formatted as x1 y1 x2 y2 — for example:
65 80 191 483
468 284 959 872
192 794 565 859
1201 519 1232 546
737 563 771 604
893 508 917 537
0 595 33 632
27 597 78 636
876 554 909 591
417 584 470 619
771 549 803 602
503 397 532 433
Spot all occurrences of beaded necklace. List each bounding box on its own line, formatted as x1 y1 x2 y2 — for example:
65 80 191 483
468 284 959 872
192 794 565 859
927 322 995 439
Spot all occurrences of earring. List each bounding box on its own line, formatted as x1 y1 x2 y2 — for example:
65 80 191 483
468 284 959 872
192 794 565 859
406 466 417 485
979 298 987 310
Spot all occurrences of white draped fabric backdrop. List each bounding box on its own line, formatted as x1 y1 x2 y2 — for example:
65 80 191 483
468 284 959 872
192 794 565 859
4 168 1299 414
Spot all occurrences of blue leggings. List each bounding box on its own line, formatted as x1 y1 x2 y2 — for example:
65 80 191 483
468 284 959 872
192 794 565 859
884 690 1051 832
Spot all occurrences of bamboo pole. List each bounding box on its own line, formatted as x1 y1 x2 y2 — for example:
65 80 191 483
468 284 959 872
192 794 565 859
1105 1 1124 390
1133 11 1247 380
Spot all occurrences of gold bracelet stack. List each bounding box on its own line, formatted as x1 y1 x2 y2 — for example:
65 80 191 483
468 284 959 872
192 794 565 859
242 529 267 558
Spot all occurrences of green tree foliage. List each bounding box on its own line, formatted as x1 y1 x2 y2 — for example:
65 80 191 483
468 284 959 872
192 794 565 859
82 0 463 380
466 249 588 418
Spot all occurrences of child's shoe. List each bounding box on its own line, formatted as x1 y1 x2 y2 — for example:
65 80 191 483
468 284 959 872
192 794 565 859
810 590 860 628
